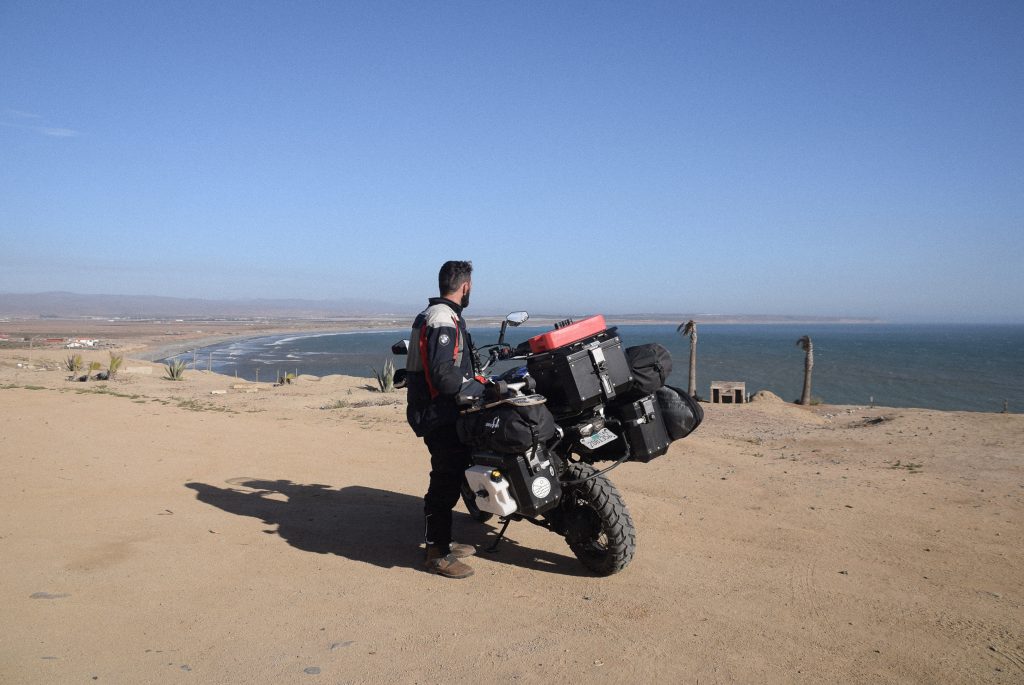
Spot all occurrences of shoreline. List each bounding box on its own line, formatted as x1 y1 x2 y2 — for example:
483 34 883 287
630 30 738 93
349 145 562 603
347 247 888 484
5 319 1021 415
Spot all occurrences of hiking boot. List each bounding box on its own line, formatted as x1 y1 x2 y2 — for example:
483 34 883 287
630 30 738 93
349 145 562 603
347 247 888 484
424 546 474 579
449 542 476 558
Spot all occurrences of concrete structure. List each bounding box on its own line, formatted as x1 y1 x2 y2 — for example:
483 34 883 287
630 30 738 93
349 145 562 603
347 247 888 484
710 381 746 404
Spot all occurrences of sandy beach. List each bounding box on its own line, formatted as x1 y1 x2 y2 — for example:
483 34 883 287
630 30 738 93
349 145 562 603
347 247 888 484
1 331 1022 684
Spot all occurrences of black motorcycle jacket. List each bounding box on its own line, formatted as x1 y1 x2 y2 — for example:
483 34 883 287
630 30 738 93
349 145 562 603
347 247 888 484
406 297 481 437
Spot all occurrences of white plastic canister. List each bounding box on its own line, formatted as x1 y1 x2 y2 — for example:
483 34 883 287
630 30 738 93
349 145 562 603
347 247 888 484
463 465 518 516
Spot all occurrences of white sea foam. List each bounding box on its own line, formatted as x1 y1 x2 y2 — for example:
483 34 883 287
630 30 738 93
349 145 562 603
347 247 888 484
270 329 405 346
271 332 343 346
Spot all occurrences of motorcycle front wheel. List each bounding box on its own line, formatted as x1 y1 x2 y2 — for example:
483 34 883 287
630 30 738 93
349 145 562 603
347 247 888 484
560 462 636 575
460 480 494 523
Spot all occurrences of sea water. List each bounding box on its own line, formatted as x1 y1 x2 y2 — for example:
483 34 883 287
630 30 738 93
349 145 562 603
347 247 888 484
175 323 1024 414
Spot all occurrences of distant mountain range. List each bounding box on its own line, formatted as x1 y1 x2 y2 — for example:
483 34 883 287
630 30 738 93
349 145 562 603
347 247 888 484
0 292 882 324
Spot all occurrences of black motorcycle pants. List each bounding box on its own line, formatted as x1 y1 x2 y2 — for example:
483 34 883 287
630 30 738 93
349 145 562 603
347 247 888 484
422 424 472 555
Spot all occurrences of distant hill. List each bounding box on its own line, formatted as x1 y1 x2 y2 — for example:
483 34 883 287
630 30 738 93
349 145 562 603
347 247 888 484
0 292 882 324
0 292 410 319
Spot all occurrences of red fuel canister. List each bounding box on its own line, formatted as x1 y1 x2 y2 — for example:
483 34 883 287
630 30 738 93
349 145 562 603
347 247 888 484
527 315 607 354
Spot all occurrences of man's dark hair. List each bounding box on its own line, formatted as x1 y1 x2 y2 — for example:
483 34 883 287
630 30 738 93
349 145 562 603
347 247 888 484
438 260 473 295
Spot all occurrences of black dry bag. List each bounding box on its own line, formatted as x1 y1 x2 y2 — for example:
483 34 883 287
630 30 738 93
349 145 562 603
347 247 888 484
456 400 557 454
655 385 704 440
623 343 673 398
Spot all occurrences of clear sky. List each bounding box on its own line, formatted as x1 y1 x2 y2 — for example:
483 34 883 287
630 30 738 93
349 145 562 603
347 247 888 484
1 1 1021 322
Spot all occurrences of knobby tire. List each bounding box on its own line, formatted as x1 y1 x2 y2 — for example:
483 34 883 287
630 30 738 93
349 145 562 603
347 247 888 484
563 462 636 575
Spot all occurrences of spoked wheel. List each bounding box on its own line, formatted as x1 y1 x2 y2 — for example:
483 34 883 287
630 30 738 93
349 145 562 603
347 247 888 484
561 462 636 575
460 480 494 523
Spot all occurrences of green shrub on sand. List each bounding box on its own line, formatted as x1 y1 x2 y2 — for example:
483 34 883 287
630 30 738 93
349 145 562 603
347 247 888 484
164 359 187 381
371 359 395 393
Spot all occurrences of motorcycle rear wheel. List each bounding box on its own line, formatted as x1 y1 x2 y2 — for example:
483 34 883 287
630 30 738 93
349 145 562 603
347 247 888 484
561 463 636 575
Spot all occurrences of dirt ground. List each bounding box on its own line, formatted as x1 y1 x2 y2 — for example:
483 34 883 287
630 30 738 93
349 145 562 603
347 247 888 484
0 339 1021 684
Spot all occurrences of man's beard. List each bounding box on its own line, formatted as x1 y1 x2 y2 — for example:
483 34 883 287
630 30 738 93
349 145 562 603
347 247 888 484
460 288 471 308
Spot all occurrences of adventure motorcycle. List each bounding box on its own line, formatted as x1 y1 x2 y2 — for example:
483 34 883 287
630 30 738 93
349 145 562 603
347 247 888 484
393 312 702 576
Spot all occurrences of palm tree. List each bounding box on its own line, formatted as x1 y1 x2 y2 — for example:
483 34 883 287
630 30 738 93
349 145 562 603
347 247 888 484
677 320 697 397
796 335 814 405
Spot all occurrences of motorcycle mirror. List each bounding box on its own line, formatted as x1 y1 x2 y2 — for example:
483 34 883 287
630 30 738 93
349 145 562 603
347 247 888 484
391 339 409 355
498 311 529 346
505 311 529 326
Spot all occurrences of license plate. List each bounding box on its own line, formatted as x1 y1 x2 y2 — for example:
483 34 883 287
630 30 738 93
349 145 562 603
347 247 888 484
579 428 618 450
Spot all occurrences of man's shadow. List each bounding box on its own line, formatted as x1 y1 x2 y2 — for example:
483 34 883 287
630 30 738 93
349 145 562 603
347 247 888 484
185 478 588 576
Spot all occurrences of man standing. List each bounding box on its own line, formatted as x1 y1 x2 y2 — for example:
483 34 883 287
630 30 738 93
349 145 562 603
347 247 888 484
406 260 484 578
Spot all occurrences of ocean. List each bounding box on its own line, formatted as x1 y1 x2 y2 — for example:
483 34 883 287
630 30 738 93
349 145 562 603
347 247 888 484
171 323 1024 414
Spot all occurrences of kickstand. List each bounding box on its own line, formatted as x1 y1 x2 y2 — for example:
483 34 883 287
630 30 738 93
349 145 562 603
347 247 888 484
484 517 513 554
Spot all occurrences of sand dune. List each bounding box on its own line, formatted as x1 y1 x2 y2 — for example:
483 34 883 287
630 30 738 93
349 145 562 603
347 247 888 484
1 341 1022 684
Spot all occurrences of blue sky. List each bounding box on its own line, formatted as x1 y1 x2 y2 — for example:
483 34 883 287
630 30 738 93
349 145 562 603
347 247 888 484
1 1 1021 322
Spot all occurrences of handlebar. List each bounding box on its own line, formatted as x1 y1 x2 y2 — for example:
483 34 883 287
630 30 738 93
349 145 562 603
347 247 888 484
478 342 526 374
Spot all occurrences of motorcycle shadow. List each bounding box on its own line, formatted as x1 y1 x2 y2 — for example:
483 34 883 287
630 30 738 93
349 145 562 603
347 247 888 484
185 478 589 577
